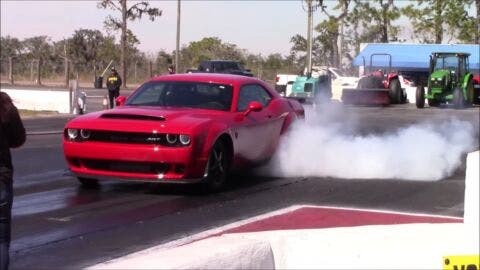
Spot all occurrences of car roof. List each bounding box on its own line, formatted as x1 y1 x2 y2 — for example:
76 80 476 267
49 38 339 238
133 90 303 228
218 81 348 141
149 73 260 85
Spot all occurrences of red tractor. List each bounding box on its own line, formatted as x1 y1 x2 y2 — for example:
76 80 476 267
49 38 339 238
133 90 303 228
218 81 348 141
342 53 406 105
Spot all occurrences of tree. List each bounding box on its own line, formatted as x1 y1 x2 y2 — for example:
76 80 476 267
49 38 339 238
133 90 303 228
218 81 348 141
156 50 173 75
403 0 474 43
68 29 106 72
180 37 244 70
320 0 351 67
289 19 338 68
0 36 23 60
98 0 162 88
347 0 400 44
476 0 480 44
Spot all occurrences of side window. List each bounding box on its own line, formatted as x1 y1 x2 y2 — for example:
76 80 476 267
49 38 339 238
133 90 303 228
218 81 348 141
237 84 272 111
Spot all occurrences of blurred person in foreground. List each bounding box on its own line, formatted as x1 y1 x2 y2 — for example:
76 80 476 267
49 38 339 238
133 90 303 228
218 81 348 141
0 92 26 270
106 67 122 109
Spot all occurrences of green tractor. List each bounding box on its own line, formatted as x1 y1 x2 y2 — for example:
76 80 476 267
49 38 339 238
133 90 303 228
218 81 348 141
416 52 475 109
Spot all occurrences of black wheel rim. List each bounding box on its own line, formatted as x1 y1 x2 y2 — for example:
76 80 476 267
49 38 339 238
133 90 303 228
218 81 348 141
209 144 225 184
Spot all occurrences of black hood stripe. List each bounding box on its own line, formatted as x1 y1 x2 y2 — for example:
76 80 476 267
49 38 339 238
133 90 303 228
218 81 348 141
101 113 166 121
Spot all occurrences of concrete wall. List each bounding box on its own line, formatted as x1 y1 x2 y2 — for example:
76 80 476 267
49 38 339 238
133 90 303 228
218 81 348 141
1 88 71 113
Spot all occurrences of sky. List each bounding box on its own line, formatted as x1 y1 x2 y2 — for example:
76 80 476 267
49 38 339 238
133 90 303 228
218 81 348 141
0 1 476 56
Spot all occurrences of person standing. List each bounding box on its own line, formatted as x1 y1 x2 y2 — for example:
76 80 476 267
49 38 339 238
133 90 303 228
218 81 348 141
106 67 122 109
0 92 26 270
167 65 175 75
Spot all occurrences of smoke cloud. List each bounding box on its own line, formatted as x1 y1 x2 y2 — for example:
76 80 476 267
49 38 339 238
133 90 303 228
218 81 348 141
264 104 477 181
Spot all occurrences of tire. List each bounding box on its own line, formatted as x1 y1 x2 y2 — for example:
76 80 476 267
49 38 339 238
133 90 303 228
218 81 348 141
203 140 229 192
453 86 464 109
466 79 474 104
416 86 425 108
78 177 99 188
389 78 402 104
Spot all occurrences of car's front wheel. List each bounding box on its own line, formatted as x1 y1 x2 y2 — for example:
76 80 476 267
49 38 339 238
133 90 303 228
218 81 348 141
78 177 99 188
204 140 229 192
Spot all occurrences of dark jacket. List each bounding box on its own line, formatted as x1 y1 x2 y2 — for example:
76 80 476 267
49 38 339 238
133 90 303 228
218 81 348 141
106 72 122 91
0 92 26 170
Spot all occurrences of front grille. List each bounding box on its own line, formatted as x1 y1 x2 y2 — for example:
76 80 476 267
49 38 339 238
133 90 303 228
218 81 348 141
90 131 167 144
430 79 443 88
81 159 169 174
304 83 313 92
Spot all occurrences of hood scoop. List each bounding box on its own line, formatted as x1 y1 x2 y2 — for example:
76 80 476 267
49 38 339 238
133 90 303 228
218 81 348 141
101 113 166 121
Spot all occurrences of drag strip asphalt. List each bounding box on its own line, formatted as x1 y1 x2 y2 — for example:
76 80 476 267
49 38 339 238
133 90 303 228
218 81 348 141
9 103 479 269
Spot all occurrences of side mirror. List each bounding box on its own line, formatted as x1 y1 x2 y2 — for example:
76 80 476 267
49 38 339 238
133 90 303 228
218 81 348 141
243 101 263 116
116 96 126 106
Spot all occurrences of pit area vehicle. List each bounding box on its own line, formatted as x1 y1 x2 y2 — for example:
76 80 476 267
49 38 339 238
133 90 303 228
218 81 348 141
186 60 253 77
275 74 298 97
63 73 304 192
288 66 332 102
329 67 359 101
416 52 478 109
342 54 406 106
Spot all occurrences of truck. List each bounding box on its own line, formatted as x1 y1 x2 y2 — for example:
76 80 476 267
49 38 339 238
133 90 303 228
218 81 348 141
186 60 253 77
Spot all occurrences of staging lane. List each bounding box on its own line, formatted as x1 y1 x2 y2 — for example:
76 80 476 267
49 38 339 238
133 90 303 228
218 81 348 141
9 103 479 269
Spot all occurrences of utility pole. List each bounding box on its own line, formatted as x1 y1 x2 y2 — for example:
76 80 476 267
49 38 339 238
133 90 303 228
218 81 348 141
338 18 344 68
306 0 313 75
64 42 69 88
303 0 321 75
8 57 14 85
175 0 181 73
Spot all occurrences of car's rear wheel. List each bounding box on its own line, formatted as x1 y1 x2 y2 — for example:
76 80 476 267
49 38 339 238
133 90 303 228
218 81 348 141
204 140 229 192
416 86 425 108
78 177 99 188
453 86 464 109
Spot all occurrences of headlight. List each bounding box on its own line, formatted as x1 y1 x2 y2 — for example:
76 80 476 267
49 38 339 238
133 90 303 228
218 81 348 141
166 134 178 144
80 129 91 139
179 135 191 145
67 129 78 140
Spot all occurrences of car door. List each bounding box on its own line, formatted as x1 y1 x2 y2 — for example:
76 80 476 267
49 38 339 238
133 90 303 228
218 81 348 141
233 83 283 163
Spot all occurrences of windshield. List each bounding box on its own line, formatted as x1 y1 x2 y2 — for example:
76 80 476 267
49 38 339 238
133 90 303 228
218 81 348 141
126 81 233 111
434 55 459 72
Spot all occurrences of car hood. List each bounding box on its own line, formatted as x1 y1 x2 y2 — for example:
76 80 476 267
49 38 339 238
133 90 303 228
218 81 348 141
66 106 228 133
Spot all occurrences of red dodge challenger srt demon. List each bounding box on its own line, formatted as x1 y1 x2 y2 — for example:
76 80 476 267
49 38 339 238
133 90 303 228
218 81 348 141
63 73 304 191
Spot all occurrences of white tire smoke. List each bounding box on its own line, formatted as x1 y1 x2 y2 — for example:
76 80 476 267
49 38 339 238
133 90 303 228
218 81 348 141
266 105 476 181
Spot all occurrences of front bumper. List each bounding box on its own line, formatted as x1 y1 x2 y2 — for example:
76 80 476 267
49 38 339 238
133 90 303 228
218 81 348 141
64 140 208 183
288 92 314 101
